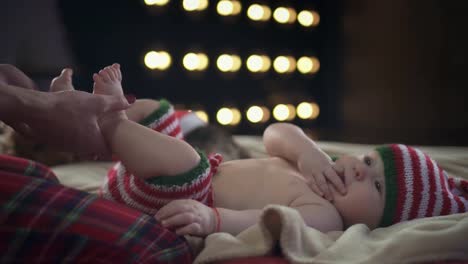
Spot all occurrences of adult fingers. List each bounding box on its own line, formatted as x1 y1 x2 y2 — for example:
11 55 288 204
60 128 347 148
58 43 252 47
324 167 346 195
100 95 132 113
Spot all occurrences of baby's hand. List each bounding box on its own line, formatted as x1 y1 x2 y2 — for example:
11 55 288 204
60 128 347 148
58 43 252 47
298 153 347 201
155 199 216 237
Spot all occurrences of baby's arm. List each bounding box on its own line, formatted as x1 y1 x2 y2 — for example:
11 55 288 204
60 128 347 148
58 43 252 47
155 199 262 236
263 123 346 199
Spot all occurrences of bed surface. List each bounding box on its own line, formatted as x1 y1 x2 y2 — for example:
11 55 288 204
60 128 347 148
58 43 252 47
49 136 468 263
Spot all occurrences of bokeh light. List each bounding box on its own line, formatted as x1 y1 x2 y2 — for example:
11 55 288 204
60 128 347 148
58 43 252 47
273 56 296 73
183 0 208 11
296 102 313 119
144 51 172 70
144 0 170 6
217 0 242 16
195 110 209 123
217 54 241 72
298 10 320 27
247 4 271 21
183 52 209 71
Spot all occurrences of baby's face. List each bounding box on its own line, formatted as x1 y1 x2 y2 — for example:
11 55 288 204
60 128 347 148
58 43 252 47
330 151 386 229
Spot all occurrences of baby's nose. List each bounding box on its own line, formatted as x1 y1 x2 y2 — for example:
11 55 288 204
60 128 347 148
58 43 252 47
353 164 367 181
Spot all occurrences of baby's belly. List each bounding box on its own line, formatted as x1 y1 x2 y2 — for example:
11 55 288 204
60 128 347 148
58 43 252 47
212 157 316 209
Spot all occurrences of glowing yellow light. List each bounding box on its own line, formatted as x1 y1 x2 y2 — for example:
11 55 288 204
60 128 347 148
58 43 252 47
297 102 313 119
199 0 208 10
247 4 270 21
246 106 263 123
144 0 169 6
273 56 291 73
183 53 209 71
158 51 172 70
217 54 232 72
195 110 209 123
230 107 241 125
183 53 199 71
217 54 241 72
231 55 242 72
311 103 320 119
197 53 209 70
144 51 159 69
273 104 290 121
273 7 290 24
297 57 313 74
300 10 320 27
285 104 296 121
287 8 297 23
286 56 296 73
260 55 271 72
183 0 208 11
232 1 242 15
217 0 241 16
247 55 262 72
217 107 233 125
144 51 171 70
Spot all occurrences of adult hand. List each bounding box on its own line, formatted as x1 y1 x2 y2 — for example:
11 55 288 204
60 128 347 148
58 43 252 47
0 64 37 89
18 89 131 158
155 199 217 237
298 151 347 201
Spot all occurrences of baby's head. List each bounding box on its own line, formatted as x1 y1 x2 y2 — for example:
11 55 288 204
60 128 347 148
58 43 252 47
332 144 468 229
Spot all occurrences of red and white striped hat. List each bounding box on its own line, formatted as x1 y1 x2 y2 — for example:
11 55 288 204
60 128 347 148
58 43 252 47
376 144 468 227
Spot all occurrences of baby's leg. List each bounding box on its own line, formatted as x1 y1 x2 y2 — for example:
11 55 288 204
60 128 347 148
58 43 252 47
94 64 200 179
126 99 183 139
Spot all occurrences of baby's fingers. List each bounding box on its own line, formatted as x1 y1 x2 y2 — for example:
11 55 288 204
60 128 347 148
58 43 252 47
175 222 202 236
155 200 188 221
314 173 332 201
324 167 346 195
161 212 198 229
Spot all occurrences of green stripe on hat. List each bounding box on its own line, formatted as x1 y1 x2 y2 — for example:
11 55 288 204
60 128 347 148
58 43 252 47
376 145 399 227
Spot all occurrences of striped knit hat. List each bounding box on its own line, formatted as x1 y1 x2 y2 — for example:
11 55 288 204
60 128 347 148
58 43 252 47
376 144 468 227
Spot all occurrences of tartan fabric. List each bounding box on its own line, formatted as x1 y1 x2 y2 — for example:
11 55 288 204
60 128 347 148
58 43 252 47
0 154 193 263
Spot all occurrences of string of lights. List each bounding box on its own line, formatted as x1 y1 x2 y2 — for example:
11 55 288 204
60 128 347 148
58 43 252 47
144 51 320 75
139 0 324 130
143 0 320 28
188 101 320 126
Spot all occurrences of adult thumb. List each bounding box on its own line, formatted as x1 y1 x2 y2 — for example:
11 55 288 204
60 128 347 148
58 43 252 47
103 95 133 112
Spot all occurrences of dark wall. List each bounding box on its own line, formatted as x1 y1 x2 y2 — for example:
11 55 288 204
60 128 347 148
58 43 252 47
341 0 468 145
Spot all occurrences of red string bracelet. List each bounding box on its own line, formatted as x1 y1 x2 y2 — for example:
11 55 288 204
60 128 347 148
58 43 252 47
212 207 221 233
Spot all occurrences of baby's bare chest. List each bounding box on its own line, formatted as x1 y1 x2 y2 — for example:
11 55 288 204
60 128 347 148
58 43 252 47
212 158 317 209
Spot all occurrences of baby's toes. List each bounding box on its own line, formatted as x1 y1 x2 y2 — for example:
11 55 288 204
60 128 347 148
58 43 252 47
93 73 103 83
99 69 111 82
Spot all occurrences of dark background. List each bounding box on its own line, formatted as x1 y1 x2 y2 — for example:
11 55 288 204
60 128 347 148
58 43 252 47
1 0 467 145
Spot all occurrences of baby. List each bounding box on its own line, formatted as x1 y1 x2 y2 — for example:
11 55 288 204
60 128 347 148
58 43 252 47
83 64 467 236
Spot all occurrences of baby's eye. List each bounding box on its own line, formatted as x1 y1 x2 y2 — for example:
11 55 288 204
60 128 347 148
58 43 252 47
363 156 372 166
375 181 382 193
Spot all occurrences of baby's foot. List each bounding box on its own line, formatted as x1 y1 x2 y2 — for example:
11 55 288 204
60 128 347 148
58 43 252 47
93 63 124 97
93 63 127 132
50 68 74 92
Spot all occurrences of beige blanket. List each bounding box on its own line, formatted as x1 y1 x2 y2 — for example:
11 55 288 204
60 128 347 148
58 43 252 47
194 206 468 263
50 137 468 263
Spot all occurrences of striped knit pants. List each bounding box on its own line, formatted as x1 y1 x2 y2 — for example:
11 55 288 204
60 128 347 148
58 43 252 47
0 154 192 263
99 99 223 216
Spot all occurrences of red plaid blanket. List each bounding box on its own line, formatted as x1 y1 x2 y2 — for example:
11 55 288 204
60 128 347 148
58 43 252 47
0 154 193 263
